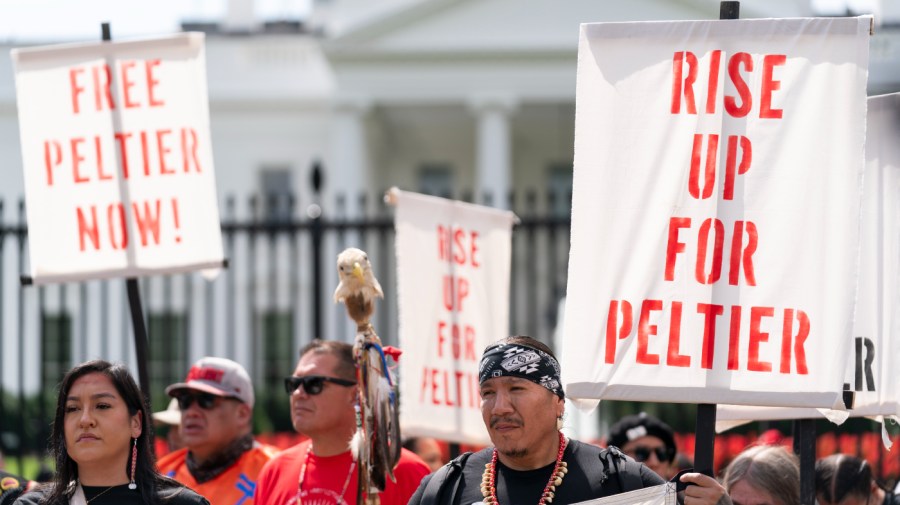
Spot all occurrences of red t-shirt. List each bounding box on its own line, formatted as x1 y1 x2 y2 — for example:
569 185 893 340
255 440 430 505
158 443 279 505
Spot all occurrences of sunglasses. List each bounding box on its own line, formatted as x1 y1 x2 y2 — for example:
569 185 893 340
631 446 672 463
175 392 220 410
284 375 356 396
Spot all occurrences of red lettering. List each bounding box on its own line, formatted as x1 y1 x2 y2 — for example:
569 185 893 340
705 50 722 114
437 321 446 358
107 203 128 250
77 206 100 251
442 371 453 406
44 141 62 186
140 131 150 176
689 134 718 199
727 305 742 370
453 229 466 264
605 300 633 364
697 303 723 369
464 326 476 360
442 275 470 312
181 128 202 172
780 309 809 374
95 137 113 181
430 369 440 405
120 61 139 108
723 136 752 200
146 59 164 107
671 51 698 114
666 301 690 367
695 218 724 284
437 225 449 261
157 129 174 175
132 200 161 246
729 220 758 286
71 138 88 183
636 300 662 365
725 53 752 118
114 132 132 179
665 217 690 281
69 67 85 114
92 64 114 111
760 54 786 119
748 306 774 372
470 231 480 268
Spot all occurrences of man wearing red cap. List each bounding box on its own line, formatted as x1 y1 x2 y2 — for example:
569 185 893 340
158 357 279 505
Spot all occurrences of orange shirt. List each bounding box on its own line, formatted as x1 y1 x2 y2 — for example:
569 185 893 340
158 443 279 505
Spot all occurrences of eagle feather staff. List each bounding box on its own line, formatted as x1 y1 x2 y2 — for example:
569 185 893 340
334 247 401 505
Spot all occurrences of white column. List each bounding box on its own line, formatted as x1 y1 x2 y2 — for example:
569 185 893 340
327 98 372 217
470 96 518 209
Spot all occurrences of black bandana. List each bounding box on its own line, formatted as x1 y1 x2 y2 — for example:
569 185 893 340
186 433 254 483
478 342 564 398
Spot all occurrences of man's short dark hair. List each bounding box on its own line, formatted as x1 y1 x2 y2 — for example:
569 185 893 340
299 339 356 381
607 412 677 463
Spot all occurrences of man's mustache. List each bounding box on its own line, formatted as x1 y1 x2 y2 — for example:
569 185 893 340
490 416 523 429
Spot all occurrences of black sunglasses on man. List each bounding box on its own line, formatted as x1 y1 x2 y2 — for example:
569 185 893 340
284 375 356 396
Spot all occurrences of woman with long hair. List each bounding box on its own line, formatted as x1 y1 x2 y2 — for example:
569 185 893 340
15 360 208 505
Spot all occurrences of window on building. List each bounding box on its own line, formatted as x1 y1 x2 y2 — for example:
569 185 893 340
260 167 294 223
418 163 454 198
546 162 573 218
41 312 72 392
148 312 188 409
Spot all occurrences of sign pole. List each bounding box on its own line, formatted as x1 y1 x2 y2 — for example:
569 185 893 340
99 22 153 406
693 0 741 478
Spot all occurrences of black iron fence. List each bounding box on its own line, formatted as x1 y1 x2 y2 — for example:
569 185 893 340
0 189 572 470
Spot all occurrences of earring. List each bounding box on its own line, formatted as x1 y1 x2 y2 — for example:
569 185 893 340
128 438 138 490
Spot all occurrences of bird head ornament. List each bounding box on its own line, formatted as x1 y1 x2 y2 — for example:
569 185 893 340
334 247 384 329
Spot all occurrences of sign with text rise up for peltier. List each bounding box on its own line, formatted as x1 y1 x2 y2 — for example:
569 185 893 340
562 17 870 408
12 33 224 285
393 189 516 444
716 93 900 437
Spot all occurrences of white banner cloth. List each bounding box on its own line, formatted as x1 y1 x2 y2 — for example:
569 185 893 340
572 483 676 505
717 93 900 435
12 34 224 284
393 189 517 444
563 17 870 408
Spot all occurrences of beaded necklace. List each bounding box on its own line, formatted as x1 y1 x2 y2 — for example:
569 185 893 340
295 444 357 504
481 431 568 505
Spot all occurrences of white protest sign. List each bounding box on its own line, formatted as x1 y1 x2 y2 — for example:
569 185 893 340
563 17 870 408
12 33 224 284
717 93 900 436
392 188 516 444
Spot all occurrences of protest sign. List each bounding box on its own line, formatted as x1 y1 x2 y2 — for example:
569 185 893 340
12 33 224 284
717 93 900 439
563 17 870 408
391 188 516 444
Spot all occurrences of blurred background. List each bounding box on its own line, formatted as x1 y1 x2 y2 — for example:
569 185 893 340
0 0 896 483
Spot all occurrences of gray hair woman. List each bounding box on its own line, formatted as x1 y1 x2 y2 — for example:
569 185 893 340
723 445 799 505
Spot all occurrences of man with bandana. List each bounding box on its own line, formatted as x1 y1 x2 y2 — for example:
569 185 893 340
409 336 729 505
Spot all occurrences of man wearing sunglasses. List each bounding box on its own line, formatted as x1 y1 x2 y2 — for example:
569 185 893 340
255 339 430 504
158 357 279 505
607 412 679 480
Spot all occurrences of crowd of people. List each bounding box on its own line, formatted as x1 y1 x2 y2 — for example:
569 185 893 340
0 335 896 505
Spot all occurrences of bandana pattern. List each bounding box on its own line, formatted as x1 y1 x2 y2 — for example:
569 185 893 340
479 343 564 398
